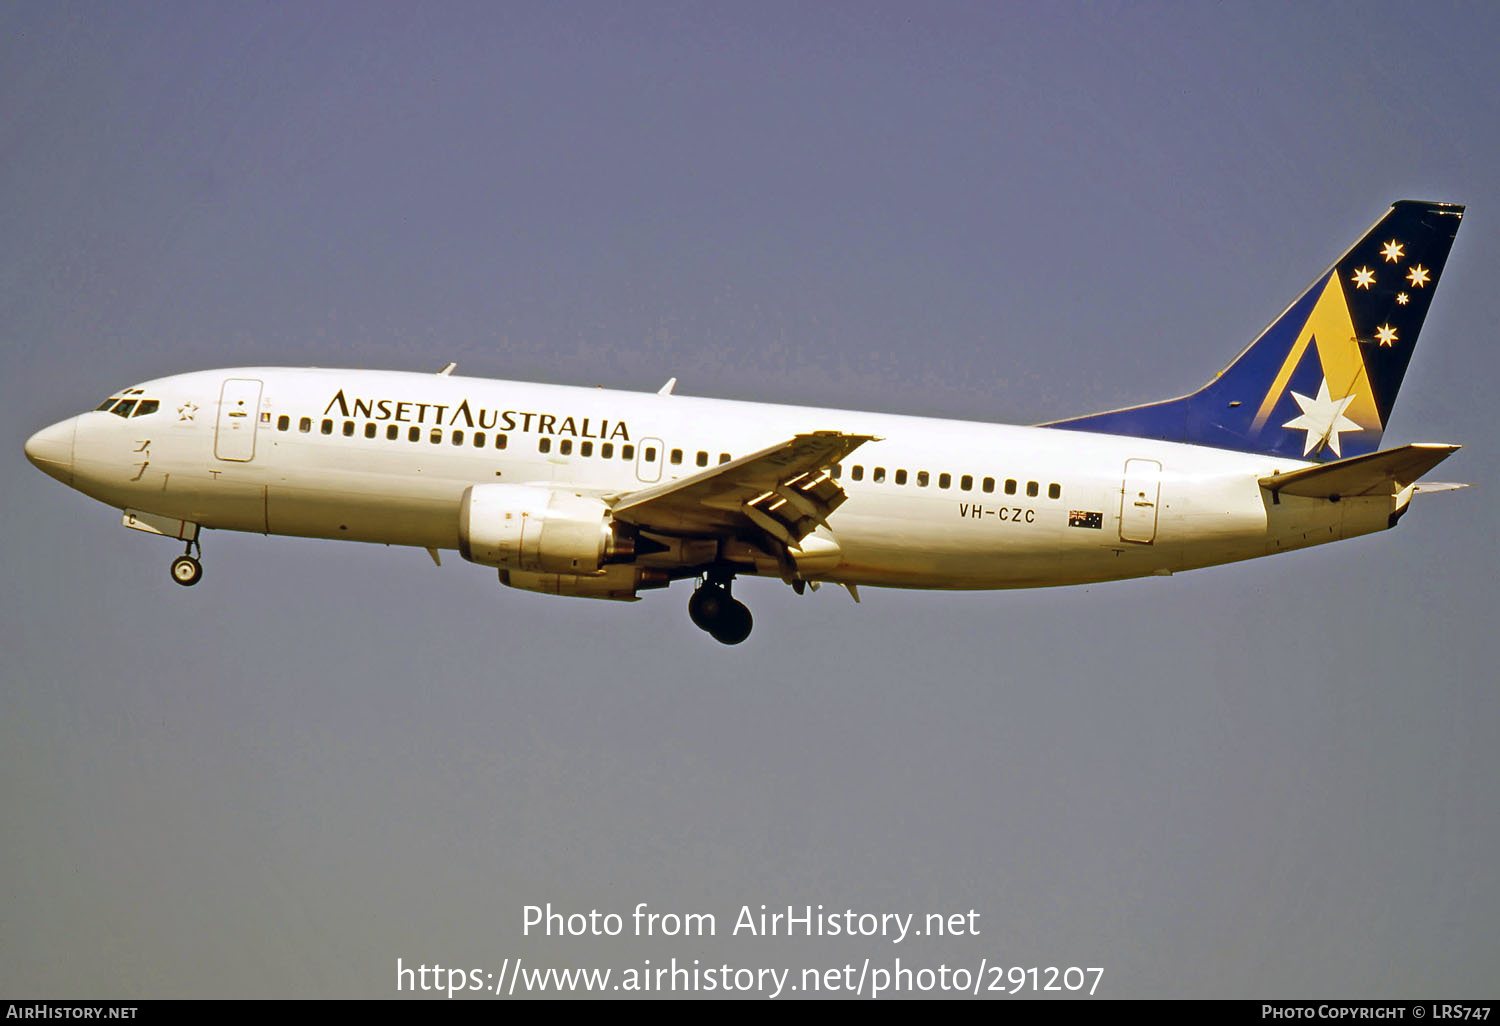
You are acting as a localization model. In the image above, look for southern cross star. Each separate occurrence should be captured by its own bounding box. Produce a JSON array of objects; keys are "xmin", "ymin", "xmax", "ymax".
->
[
  {"xmin": 1374, "ymin": 324, "xmax": 1398, "ymax": 347},
  {"xmin": 1381, "ymin": 240, "xmax": 1404, "ymax": 263},
  {"xmin": 1282, "ymin": 378, "xmax": 1362, "ymax": 457},
  {"xmin": 1407, "ymin": 264, "xmax": 1431, "ymax": 288},
  {"xmin": 1351, "ymin": 266, "xmax": 1376, "ymax": 289}
]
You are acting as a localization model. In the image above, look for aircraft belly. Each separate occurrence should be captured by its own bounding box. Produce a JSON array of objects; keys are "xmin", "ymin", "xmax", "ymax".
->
[
  {"xmin": 825, "ymin": 500, "xmax": 1144, "ymax": 589},
  {"xmin": 266, "ymin": 482, "xmax": 459, "ymax": 547}
]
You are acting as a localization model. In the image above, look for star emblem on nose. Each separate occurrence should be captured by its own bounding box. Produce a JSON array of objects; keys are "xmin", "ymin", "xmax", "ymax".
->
[{"xmin": 178, "ymin": 402, "xmax": 198, "ymax": 421}]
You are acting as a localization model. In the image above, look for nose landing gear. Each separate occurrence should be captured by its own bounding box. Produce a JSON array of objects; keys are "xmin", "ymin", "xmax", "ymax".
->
[
  {"xmin": 169, "ymin": 538, "xmax": 202, "ymax": 586},
  {"xmin": 688, "ymin": 574, "xmax": 753, "ymax": 645}
]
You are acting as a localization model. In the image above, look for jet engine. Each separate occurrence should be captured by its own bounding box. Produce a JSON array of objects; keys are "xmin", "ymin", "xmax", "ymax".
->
[
  {"xmin": 458, "ymin": 484, "xmax": 635, "ymax": 574},
  {"xmin": 500, "ymin": 565, "xmax": 671, "ymax": 602}
]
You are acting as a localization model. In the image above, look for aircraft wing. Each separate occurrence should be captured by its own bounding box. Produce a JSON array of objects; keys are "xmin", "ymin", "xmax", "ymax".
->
[
  {"xmin": 1258, "ymin": 443, "xmax": 1461, "ymax": 498},
  {"xmin": 609, "ymin": 430, "xmax": 876, "ymax": 544}
]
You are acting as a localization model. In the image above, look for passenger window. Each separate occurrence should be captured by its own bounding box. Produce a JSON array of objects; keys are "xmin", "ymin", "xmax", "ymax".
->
[
  {"xmin": 343, "ymin": 421, "xmax": 355, "ymax": 436},
  {"xmin": 670, "ymin": 448, "xmax": 682, "ymax": 465},
  {"xmin": 1048, "ymin": 483, "xmax": 1061, "ymax": 499},
  {"xmin": 719, "ymin": 453, "xmax": 730, "ymax": 464},
  {"xmin": 474, "ymin": 432, "xmax": 486, "ymax": 447},
  {"xmin": 696, "ymin": 451, "xmax": 708, "ymax": 467},
  {"xmin": 387, "ymin": 425, "xmax": 399, "ymax": 440},
  {"xmin": 539, "ymin": 437, "xmax": 551, "ymax": 453},
  {"xmin": 851, "ymin": 465, "xmax": 864, "ymax": 481},
  {"xmin": 559, "ymin": 439, "xmax": 572, "ymax": 455},
  {"xmin": 873, "ymin": 467, "xmax": 886, "ymax": 483},
  {"xmin": 277, "ymin": 415, "xmax": 290, "ymax": 431},
  {"xmin": 939, "ymin": 473, "xmax": 951, "ymax": 489},
  {"xmin": 321, "ymin": 419, "xmax": 333, "ymax": 435},
  {"xmin": 1005, "ymin": 479, "xmax": 1017, "ymax": 495},
  {"xmin": 831, "ymin": 463, "xmax": 842, "ymax": 478},
  {"xmin": 917, "ymin": 471, "xmax": 929, "ymax": 487},
  {"xmin": 364, "ymin": 422, "xmax": 376, "ymax": 438},
  {"xmin": 623, "ymin": 444, "xmax": 635, "ymax": 459},
  {"xmin": 644, "ymin": 447, "xmax": 656, "ymax": 461},
  {"xmin": 452, "ymin": 430, "xmax": 465, "ymax": 445},
  {"xmin": 409, "ymin": 426, "xmax": 421, "ymax": 442},
  {"xmin": 496, "ymin": 434, "xmax": 507, "ymax": 450},
  {"xmin": 895, "ymin": 469, "xmax": 908, "ymax": 485},
  {"xmin": 601, "ymin": 442, "xmax": 613, "ymax": 458},
  {"xmin": 112, "ymin": 400, "xmax": 138, "ymax": 418},
  {"xmin": 581, "ymin": 441, "xmax": 592, "ymax": 457},
  {"xmin": 134, "ymin": 400, "xmax": 159, "ymax": 417},
  {"xmin": 430, "ymin": 428, "xmax": 442, "ymax": 444},
  {"xmin": 982, "ymin": 477, "xmax": 994, "ymax": 493},
  {"xmin": 1027, "ymin": 481, "xmax": 1039, "ymax": 497},
  {"xmin": 960, "ymin": 475, "xmax": 973, "ymax": 491}
]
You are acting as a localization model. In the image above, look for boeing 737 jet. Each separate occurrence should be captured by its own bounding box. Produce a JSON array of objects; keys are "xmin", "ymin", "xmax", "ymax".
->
[{"xmin": 25, "ymin": 201, "xmax": 1466, "ymax": 643}]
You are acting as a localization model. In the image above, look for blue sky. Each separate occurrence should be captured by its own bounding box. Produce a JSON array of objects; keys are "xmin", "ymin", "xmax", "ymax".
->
[{"xmin": 3, "ymin": 1, "xmax": 1496, "ymax": 998}]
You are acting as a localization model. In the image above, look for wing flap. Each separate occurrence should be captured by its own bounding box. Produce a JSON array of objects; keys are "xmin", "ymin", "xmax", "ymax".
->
[
  {"xmin": 1259, "ymin": 443, "xmax": 1461, "ymax": 498},
  {"xmin": 611, "ymin": 430, "xmax": 875, "ymax": 542}
]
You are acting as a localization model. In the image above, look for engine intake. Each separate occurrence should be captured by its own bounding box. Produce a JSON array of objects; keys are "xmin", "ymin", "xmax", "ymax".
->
[{"xmin": 458, "ymin": 484, "xmax": 633, "ymax": 574}]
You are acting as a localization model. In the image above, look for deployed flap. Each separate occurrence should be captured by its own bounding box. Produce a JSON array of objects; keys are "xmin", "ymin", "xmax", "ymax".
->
[
  {"xmin": 1259, "ymin": 443, "xmax": 1460, "ymax": 498},
  {"xmin": 610, "ymin": 431, "xmax": 876, "ymax": 541}
]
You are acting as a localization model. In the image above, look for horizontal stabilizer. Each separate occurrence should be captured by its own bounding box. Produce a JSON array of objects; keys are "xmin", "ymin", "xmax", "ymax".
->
[{"xmin": 1259, "ymin": 443, "xmax": 1460, "ymax": 498}]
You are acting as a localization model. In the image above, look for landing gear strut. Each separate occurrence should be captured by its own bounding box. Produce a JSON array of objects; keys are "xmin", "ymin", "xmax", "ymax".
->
[
  {"xmin": 688, "ymin": 574, "xmax": 753, "ymax": 645},
  {"xmin": 170, "ymin": 537, "xmax": 202, "ymax": 587}
]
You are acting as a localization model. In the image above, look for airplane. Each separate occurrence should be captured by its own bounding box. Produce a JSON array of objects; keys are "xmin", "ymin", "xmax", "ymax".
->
[{"xmin": 24, "ymin": 200, "xmax": 1466, "ymax": 644}]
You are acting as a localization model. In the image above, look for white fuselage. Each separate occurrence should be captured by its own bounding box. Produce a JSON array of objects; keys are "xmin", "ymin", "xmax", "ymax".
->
[{"xmin": 28, "ymin": 367, "xmax": 1396, "ymax": 592}]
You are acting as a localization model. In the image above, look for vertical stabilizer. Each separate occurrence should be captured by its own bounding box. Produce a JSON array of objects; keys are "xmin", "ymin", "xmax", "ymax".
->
[{"xmin": 1048, "ymin": 201, "xmax": 1464, "ymax": 461}]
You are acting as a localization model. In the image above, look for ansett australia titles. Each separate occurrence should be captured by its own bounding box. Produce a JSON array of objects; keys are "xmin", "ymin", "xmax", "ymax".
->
[
  {"xmin": 522, "ymin": 903, "xmax": 981, "ymax": 944},
  {"xmin": 323, "ymin": 389, "xmax": 631, "ymax": 439}
]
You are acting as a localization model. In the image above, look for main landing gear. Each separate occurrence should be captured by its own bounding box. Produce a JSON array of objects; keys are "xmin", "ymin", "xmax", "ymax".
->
[
  {"xmin": 170, "ymin": 538, "xmax": 203, "ymax": 587},
  {"xmin": 688, "ymin": 573, "xmax": 753, "ymax": 645}
]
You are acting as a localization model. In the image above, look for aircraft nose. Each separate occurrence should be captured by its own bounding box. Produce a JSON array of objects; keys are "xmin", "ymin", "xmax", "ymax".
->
[{"xmin": 24, "ymin": 417, "xmax": 77, "ymax": 487}]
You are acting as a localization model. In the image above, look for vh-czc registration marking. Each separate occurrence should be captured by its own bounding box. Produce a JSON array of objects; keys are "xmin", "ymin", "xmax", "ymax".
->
[{"xmin": 957, "ymin": 503, "xmax": 1036, "ymax": 523}]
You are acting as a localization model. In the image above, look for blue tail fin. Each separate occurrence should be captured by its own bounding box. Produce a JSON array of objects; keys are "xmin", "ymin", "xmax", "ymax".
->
[{"xmin": 1047, "ymin": 201, "xmax": 1464, "ymax": 461}]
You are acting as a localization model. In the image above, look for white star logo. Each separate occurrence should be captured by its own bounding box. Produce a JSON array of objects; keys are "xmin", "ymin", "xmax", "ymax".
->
[
  {"xmin": 1381, "ymin": 240, "xmax": 1404, "ymax": 263},
  {"xmin": 1351, "ymin": 266, "xmax": 1376, "ymax": 289},
  {"xmin": 1396, "ymin": 292, "xmax": 1410, "ymax": 305},
  {"xmin": 1374, "ymin": 324, "xmax": 1398, "ymax": 347},
  {"xmin": 177, "ymin": 402, "xmax": 198, "ymax": 421},
  {"xmin": 1282, "ymin": 378, "xmax": 1362, "ymax": 457},
  {"xmin": 1407, "ymin": 264, "xmax": 1431, "ymax": 288}
]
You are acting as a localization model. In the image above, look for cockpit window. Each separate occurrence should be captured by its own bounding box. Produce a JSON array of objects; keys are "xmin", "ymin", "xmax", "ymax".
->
[{"xmin": 96, "ymin": 395, "xmax": 161, "ymax": 417}]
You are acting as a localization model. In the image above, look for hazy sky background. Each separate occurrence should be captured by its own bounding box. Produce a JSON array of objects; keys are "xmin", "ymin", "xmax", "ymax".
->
[{"xmin": 3, "ymin": 1, "xmax": 1496, "ymax": 999}]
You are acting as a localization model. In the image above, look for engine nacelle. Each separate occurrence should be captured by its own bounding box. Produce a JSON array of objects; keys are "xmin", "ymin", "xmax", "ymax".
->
[
  {"xmin": 458, "ymin": 484, "xmax": 634, "ymax": 574},
  {"xmin": 501, "ymin": 565, "xmax": 672, "ymax": 602}
]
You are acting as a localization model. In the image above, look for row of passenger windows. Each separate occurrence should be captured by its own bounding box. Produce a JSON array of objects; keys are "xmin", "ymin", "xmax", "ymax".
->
[
  {"xmin": 272, "ymin": 416, "xmax": 1056, "ymax": 499},
  {"xmin": 832, "ymin": 463, "xmax": 1062, "ymax": 500},
  {"xmin": 277, "ymin": 415, "xmax": 647, "ymax": 462},
  {"xmin": 553, "ymin": 442, "xmax": 732, "ymax": 466},
  {"xmin": 279, "ymin": 415, "xmax": 526, "ymax": 451}
]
